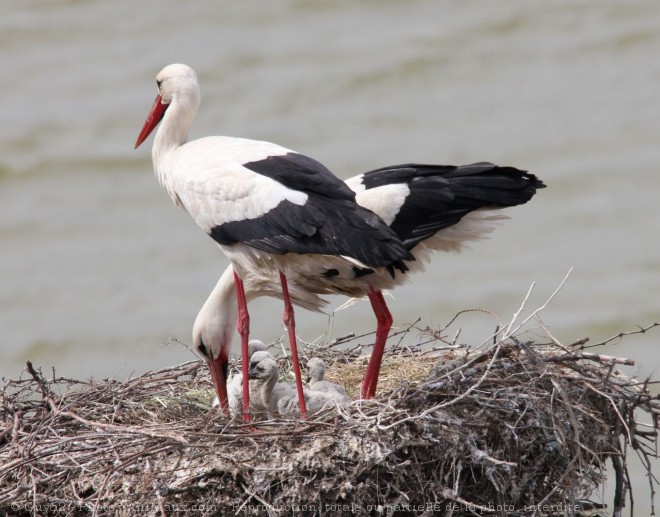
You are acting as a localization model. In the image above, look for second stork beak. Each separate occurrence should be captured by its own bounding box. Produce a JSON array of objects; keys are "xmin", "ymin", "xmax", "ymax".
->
[{"xmin": 208, "ymin": 355, "xmax": 229, "ymax": 414}]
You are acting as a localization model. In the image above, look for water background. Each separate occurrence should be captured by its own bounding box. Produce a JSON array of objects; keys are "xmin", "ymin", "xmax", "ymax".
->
[{"xmin": 2, "ymin": 0, "xmax": 659, "ymax": 510}]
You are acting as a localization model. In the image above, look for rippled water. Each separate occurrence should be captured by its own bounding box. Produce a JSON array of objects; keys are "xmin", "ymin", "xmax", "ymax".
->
[{"xmin": 2, "ymin": 0, "xmax": 660, "ymax": 508}]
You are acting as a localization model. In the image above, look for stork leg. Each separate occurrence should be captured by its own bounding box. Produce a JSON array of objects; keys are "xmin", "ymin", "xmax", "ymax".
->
[
  {"xmin": 233, "ymin": 271, "xmax": 251, "ymax": 423},
  {"xmin": 361, "ymin": 290, "xmax": 393, "ymax": 399},
  {"xmin": 279, "ymin": 271, "xmax": 308, "ymax": 418}
]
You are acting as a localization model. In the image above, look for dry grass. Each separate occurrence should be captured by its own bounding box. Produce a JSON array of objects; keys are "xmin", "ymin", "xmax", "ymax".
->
[{"xmin": 1, "ymin": 318, "xmax": 659, "ymax": 516}]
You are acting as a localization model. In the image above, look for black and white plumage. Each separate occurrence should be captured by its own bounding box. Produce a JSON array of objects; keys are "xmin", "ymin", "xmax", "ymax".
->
[
  {"xmin": 350, "ymin": 163, "xmax": 542, "ymax": 250},
  {"xmin": 135, "ymin": 63, "xmax": 413, "ymax": 421},
  {"xmin": 193, "ymin": 163, "xmax": 545, "ymax": 400}
]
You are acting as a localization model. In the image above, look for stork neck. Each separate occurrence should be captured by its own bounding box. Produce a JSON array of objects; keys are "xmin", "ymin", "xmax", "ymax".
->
[
  {"xmin": 195, "ymin": 266, "xmax": 238, "ymax": 361},
  {"xmin": 211, "ymin": 265, "xmax": 239, "ymax": 330},
  {"xmin": 152, "ymin": 90, "xmax": 199, "ymax": 179},
  {"xmin": 259, "ymin": 370, "xmax": 279, "ymax": 410}
]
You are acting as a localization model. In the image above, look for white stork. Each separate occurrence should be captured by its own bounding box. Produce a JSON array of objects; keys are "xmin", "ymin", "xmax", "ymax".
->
[
  {"xmin": 134, "ymin": 64, "xmax": 413, "ymax": 421},
  {"xmin": 192, "ymin": 163, "xmax": 545, "ymax": 405}
]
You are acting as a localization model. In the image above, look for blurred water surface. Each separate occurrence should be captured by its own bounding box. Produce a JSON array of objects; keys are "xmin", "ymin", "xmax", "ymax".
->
[{"xmin": 1, "ymin": 0, "xmax": 659, "ymax": 508}]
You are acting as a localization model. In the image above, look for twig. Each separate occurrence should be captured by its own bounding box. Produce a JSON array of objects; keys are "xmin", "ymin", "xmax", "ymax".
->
[
  {"xmin": 238, "ymin": 483, "xmax": 277, "ymax": 516},
  {"xmin": 11, "ymin": 411, "xmax": 23, "ymax": 455},
  {"xmin": 544, "ymin": 352, "xmax": 635, "ymax": 366},
  {"xmin": 504, "ymin": 281, "xmax": 536, "ymax": 338},
  {"xmin": 502, "ymin": 267, "xmax": 573, "ymax": 340},
  {"xmin": 156, "ymin": 489, "xmax": 168, "ymax": 517},
  {"xmin": 434, "ymin": 344, "xmax": 502, "ymax": 410},
  {"xmin": 580, "ymin": 322, "xmax": 660, "ymax": 350}
]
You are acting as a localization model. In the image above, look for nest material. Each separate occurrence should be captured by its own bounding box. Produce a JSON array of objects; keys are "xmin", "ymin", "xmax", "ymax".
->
[{"xmin": 1, "ymin": 324, "xmax": 658, "ymax": 516}]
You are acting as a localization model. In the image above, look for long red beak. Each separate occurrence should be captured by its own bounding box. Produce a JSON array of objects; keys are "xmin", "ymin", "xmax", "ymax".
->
[
  {"xmin": 134, "ymin": 94, "xmax": 168, "ymax": 149},
  {"xmin": 208, "ymin": 355, "xmax": 229, "ymax": 415}
]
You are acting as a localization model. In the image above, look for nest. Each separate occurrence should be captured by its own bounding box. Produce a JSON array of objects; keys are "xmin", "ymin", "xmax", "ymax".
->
[{"xmin": 1, "ymin": 320, "xmax": 658, "ymax": 516}]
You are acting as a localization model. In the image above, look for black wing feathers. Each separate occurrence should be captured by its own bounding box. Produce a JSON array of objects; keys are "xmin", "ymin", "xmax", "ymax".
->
[
  {"xmin": 211, "ymin": 198, "xmax": 413, "ymax": 271},
  {"xmin": 242, "ymin": 153, "xmax": 355, "ymax": 201},
  {"xmin": 361, "ymin": 162, "xmax": 544, "ymax": 249},
  {"xmin": 212, "ymin": 152, "xmax": 413, "ymax": 270}
]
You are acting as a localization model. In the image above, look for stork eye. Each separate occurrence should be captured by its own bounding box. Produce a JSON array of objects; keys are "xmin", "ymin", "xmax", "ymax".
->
[
  {"xmin": 197, "ymin": 340, "xmax": 209, "ymax": 359},
  {"xmin": 156, "ymin": 79, "xmax": 162, "ymax": 89}
]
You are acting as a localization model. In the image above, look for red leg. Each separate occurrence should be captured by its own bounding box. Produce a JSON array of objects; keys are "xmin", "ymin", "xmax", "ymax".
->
[
  {"xmin": 361, "ymin": 290, "xmax": 393, "ymax": 399},
  {"xmin": 279, "ymin": 271, "xmax": 308, "ymax": 418},
  {"xmin": 233, "ymin": 271, "xmax": 251, "ymax": 423}
]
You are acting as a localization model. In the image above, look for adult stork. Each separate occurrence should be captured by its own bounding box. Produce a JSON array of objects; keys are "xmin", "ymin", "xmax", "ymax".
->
[
  {"xmin": 192, "ymin": 163, "xmax": 545, "ymax": 405},
  {"xmin": 134, "ymin": 64, "xmax": 413, "ymax": 421}
]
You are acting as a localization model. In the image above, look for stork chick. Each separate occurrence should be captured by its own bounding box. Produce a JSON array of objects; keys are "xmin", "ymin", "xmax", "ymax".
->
[
  {"xmin": 248, "ymin": 352, "xmax": 346, "ymax": 418},
  {"xmin": 306, "ymin": 358, "xmax": 349, "ymax": 401}
]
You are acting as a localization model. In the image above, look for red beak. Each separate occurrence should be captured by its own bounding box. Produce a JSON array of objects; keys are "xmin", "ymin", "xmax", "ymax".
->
[
  {"xmin": 134, "ymin": 94, "xmax": 168, "ymax": 149},
  {"xmin": 208, "ymin": 355, "xmax": 229, "ymax": 415}
]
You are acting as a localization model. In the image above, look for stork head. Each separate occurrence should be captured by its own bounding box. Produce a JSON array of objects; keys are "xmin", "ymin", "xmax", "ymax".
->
[
  {"xmin": 192, "ymin": 305, "xmax": 232, "ymax": 415},
  {"xmin": 306, "ymin": 357, "xmax": 326, "ymax": 383},
  {"xmin": 248, "ymin": 352, "xmax": 279, "ymax": 382},
  {"xmin": 135, "ymin": 63, "xmax": 200, "ymax": 149},
  {"xmin": 190, "ymin": 266, "xmax": 243, "ymax": 415}
]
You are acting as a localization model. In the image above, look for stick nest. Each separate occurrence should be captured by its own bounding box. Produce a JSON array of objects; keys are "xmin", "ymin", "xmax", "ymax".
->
[{"xmin": 1, "ymin": 323, "xmax": 658, "ymax": 516}]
